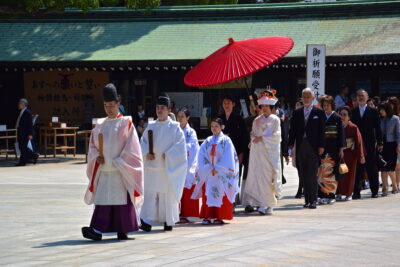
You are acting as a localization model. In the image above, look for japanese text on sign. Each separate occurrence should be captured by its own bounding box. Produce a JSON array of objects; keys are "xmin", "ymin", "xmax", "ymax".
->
[
  {"xmin": 306, "ymin": 44, "xmax": 326, "ymax": 103},
  {"xmin": 24, "ymin": 71, "xmax": 109, "ymax": 125}
]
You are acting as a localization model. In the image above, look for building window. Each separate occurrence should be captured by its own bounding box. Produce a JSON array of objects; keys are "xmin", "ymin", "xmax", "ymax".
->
[{"xmin": 380, "ymin": 80, "xmax": 400, "ymax": 99}]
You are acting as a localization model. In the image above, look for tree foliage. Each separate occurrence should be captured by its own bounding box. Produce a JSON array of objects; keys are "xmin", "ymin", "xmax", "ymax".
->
[
  {"xmin": 0, "ymin": 0, "xmax": 161, "ymax": 15},
  {"xmin": 162, "ymin": 0, "xmax": 238, "ymax": 5},
  {"xmin": 0, "ymin": 0, "xmax": 309, "ymax": 15}
]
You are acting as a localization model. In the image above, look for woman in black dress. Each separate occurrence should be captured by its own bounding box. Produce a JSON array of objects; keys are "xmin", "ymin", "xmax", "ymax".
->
[{"xmin": 377, "ymin": 101, "xmax": 400, "ymax": 196}]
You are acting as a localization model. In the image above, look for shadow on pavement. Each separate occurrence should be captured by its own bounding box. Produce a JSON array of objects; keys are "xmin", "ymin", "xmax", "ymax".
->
[
  {"xmin": 274, "ymin": 203, "xmax": 304, "ymax": 211},
  {"xmin": 33, "ymin": 238, "xmax": 124, "ymax": 248},
  {"xmin": 0, "ymin": 155, "xmax": 86, "ymax": 167}
]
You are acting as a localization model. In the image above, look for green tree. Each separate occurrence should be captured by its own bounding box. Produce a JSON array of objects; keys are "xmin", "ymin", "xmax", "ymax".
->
[
  {"xmin": 161, "ymin": 0, "xmax": 238, "ymax": 5},
  {"xmin": 0, "ymin": 0, "xmax": 161, "ymax": 15}
]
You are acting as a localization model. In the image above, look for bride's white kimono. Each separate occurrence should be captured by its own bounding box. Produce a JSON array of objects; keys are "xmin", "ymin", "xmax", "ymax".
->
[
  {"xmin": 243, "ymin": 114, "xmax": 282, "ymax": 208},
  {"xmin": 140, "ymin": 118, "xmax": 187, "ymax": 226},
  {"xmin": 192, "ymin": 132, "xmax": 239, "ymax": 207}
]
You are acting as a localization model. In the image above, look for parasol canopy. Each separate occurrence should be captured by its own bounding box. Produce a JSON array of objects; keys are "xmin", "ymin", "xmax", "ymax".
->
[{"xmin": 184, "ymin": 36, "xmax": 294, "ymax": 87}]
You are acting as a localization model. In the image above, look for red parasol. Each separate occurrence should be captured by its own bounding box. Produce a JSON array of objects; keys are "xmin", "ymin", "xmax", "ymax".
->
[{"xmin": 184, "ymin": 36, "xmax": 294, "ymax": 87}]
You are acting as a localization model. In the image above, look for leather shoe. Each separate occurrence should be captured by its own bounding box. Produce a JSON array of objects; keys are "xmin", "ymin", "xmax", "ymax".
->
[
  {"xmin": 309, "ymin": 202, "xmax": 317, "ymax": 209},
  {"xmin": 15, "ymin": 162, "xmax": 26, "ymax": 166},
  {"xmin": 295, "ymin": 193, "xmax": 302, "ymax": 199},
  {"xmin": 371, "ymin": 193, "xmax": 378, "ymax": 198},
  {"xmin": 139, "ymin": 219, "xmax": 152, "ymax": 232},
  {"xmin": 164, "ymin": 222, "xmax": 173, "ymax": 231},
  {"xmin": 33, "ymin": 153, "xmax": 39, "ymax": 164},
  {"xmin": 82, "ymin": 227, "xmax": 102, "ymax": 241},
  {"xmin": 303, "ymin": 203, "xmax": 310, "ymax": 208},
  {"xmin": 117, "ymin": 233, "xmax": 129, "ymax": 240},
  {"xmin": 244, "ymin": 205, "xmax": 255, "ymax": 213},
  {"xmin": 352, "ymin": 194, "xmax": 361, "ymax": 200}
]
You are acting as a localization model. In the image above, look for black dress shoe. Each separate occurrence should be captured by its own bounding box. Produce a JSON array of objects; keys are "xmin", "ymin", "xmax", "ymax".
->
[
  {"xmin": 352, "ymin": 194, "xmax": 361, "ymax": 200},
  {"xmin": 244, "ymin": 205, "xmax": 255, "ymax": 213},
  {"xmin": 82, "ymin": 227, "xmax": 102, "ymax": 241},
  {"xmin": 295, "ymin": 193, "xmax": 302, "ymax": 199},
  {"xmin": 309, "ymin": 202, "xmax": 317, "ymax": 209},
  {"xmin": 371, "ymin": 194, "xmax": 378, "ymax": 198},
  {"xmin": 33, "ymin": 153, "xmax": 39, "ymax": 164},
  {"xmin": 303, "ymin": 203, "xmax": 310, "ymax": 208},
  {"xmin": 139, "ymin": 219, "xmax": 152, "ymax": 232},
  {"xmin": 117, "ymin": 233, "xmax": 129, "ymax": 240},
  {"xmin": 164, "ymin": 223, "xmax": 173, "ymax": 231},
  {"xmin": 15, "ymin": 162, "xmax": 26, "ymax": 166}
]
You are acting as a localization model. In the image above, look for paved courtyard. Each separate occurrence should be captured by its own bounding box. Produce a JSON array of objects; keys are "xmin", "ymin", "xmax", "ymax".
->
[{"xmin": 0, "ymin": 155, "xmax": 399, "ymax": 266}]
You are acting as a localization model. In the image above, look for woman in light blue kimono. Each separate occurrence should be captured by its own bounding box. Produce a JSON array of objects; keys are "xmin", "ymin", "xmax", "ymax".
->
[
  {"xmin": 177, "ymin": 108, "xmax": 200, "ymax": 223},
  {"xmin": 192, "ymin": 118, "xmax": 239, "ymax": 224}
]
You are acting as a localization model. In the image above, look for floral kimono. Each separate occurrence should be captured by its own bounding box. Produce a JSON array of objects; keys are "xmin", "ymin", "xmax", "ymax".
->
[{"xmin": 192, "ymin": 132, "xmax": 239, "ymax": 220}]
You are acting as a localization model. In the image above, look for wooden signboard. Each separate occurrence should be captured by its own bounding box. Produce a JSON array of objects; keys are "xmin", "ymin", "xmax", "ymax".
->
[{"xmin": 24, "ymin": 71, "xmax": 109, "ymax": 125}]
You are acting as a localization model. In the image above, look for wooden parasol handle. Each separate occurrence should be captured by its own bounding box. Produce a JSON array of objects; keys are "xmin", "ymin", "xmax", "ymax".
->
[
  {"xmin": 148, "ymin": 130, "xmax": 154, "ymax": 155},
  {"xmin": 98, "ymin": 133, "xmax": 104, "ymax": 158}
]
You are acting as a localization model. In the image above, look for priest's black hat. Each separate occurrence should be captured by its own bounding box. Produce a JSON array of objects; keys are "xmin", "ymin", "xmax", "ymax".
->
[
  {"xmin": 157, "ymin": 93, "xmax": 171, "ymax": 108},
  {"xmin": 103, "ymin": 83, "xmax": 119, "ymax": 102}
]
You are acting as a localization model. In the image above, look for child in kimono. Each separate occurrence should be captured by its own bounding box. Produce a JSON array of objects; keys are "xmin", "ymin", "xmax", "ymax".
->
[{"xmin": 192, "ymin": 118, "xmax": 239, "ymax": 224}]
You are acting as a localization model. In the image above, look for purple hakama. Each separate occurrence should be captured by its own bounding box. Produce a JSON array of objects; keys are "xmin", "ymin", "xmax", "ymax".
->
[{"xmin": 90, "ymin": 194, "xmax": 138, "ymax": 233}]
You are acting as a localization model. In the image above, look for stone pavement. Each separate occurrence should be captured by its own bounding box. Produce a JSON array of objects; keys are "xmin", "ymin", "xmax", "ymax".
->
[{"xmin": 0, "ymin": 155, "xmax": 399, "ymax": 266}]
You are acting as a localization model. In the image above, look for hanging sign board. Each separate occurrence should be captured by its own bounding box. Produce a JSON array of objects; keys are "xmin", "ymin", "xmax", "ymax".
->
[
  {"xmin": 167, "ymin": 92, "xmax": 203, "ymax": 118},
  {"xmin": 306, "ymin": 44, "xmax": 326, "ymax": 104},
  {"xmin": 24, "ymin": 71, "xmax": 109, "ymax": 125}
]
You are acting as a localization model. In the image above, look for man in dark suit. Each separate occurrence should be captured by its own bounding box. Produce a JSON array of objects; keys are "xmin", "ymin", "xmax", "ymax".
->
[
  {"xmin": 289, "ymin": 88, "xmax": 326, "ymax": 209},
  {"xmin": 133, "ymin": 104, "xmax": 146, "ymax": 126},
  {"xmin": 16, "ymin": 98, "xmax": 37, "ymax": 166},
  {"xmin": 351, "ymin": 89, "xmax": 383, "ymax": 198}
]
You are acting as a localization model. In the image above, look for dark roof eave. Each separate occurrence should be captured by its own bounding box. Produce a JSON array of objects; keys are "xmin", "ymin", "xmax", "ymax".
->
[
  {"xmin": 1, "ymin": 54, "xmax": 400, "ymax": 67},
  {"xmin": 3, "ymin": 0, "xmax": 400, "ymax": 23}
]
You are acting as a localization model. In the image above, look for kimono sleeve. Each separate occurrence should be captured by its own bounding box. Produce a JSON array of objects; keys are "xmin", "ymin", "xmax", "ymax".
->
[
  {"xmin": 262, "ymin": 116, "xmax": 281, "ymax": 149},
  {"xmin": 140, "ymin": 127, "xmax": 150, "ymax": 156},
  {"xmin": 86, "ymin": 129, "xmax": 99, "ymax": 180},
  {"xmin": 214, "ymin": 137, "xmax": 239, "ymax": 176},
  {"xmin": 187, "ymin": 129, "xmax": 200, "ymax": 173},
  {"xmin": 214, "ymin": 137, "xmax": 240, "ymax": 203},
  {"xmin": 164, "ymin": 125, "xmax": 188, "ymax": 201},
  {"xmin": 113, "ymin": 120, "xmax": 144, "ymax": 207},
  {"xmin": 84, "ymin": 128, "xmax": 101, "ymax": 205},
  {"xmin": 191, "ymin": 139, "xmax": 213, "ymax": 200}
]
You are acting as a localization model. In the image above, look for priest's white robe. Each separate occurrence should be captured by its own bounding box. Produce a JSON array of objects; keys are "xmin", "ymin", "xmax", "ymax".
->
[
  {"xmin": 84, "ymin": 116, "xmax": 144, "ymax": 223},
  {"xmin": 182, "ymin": 124, "xmax": 200, "ymax": 189},
  {"xmin": 243, "ymin": 114, "xmax": 282, "ymax": 208},
  {"xmin": 192, "ymin": 132, "xmax": 240, "ymax": 207},
  {"xmin": 140, "ymin": 118, "xmax": 187, "ymax": 226}
]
